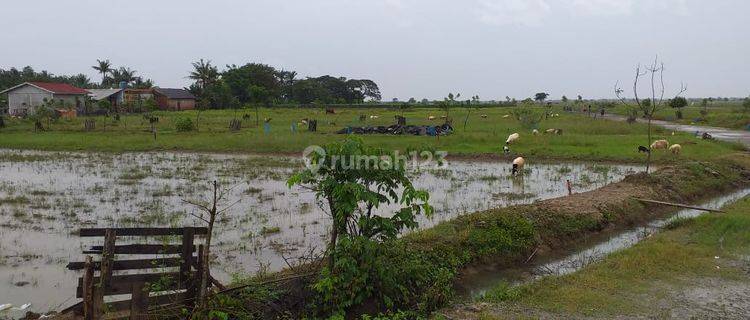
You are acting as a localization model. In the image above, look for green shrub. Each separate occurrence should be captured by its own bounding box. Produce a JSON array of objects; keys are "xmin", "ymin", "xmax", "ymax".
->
[{"xmin": 175, "ymin": 117, "xmax": 194, "ymax": 132}]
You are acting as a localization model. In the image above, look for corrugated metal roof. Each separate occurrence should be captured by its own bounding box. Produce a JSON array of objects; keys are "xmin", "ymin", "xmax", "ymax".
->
[
  {"xmin": 154, "ymin": 88, "xmax": 195, "ymax": 100},
  {"xmin": 87, "ymin": 88, "xmax": 123, "ymax": 100}
]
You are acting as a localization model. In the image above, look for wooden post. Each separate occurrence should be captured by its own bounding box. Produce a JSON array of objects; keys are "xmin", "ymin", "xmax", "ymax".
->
[
  {"xmin": 94, "ymin": 229, "xmax": 116, "ymax": 317},
  {"xmin": 181, "ymin": 227, "xmax": 195, "ymax": 308},
  {"xmin": 82, "ymin": 256, "xmax": 94, "ymax": 320},
  {"xmin": 129, "ymin": 282, "xmax": 149, "ymax": 320},
  {"xmin": 196, "ymin": 245, "xmax": 205, "ymax": 295}
]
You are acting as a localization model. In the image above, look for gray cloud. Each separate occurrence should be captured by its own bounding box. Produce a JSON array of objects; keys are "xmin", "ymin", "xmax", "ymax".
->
[{"xmin": 0, "ymin": 0, "xmax": 746, "ymax": 100}]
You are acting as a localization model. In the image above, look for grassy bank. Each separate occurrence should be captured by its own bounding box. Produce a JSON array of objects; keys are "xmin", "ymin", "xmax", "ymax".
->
[
  {"xmin": 0, "ymin": 107, "xmax": 744, "ymax": 162},
  {"xmin": 610, "ymin": 101, "xmax": 750, "ymax": 130},
  {"xmin": 209, "ymin": 155, "xmax": 750, "ymax": 318},
  {"xmin": 448, "ymin": 193, "xmax": 750, "ymax": 319}
]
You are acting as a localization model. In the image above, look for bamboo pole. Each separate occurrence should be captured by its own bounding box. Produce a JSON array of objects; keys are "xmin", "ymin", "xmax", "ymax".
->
[{"xmin": 631, "ymin": 198, "xmax": 724, "ymax": 213}]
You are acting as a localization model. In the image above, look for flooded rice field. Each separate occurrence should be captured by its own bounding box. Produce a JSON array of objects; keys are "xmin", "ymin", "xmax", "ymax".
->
[{"xmin": 0, "ymin": 149, "xmax": 641, "ymax": 313}]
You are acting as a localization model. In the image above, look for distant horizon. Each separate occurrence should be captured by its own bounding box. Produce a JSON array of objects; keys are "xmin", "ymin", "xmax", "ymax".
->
[{"xmin": 1, "ymin": 0, "xmax": 748, "ymax": 101}]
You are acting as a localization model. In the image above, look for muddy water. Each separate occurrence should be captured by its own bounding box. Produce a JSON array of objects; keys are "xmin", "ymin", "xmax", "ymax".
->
[
  {"xmin": 456, "ymin": 187, "xmax": 750, "ymax": 298},
  {"xmin": 0, "ymin": 150, "xmax": 641, "ymax": 314}
]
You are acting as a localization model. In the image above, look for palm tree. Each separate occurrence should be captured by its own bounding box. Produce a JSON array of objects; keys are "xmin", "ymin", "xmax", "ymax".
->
[
  {"xmin": 188, "ymin": 59, "xmax": 219, "ymax": 89},
  {"xmin": 92, "ymin": 59, "xmax": 112, "ymax": 86},
  {"xmin": 110, "ymin": 67, "xmax": 138, "ymax": 86}
]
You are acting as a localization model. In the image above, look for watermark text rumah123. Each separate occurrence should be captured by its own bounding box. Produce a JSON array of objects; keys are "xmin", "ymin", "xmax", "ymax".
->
[{"xmin": 302, "ymin": 145, "xmax": 448, "ymax": 174}]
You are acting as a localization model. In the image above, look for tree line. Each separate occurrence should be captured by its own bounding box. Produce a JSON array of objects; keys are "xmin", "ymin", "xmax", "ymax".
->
[
  {"xmin": 185, "ymin": 60, "xmax": 382, "ymax": 109},
  {"xmin": 0, "ymin": 63, "xmax": 154, "ymax": 93}
]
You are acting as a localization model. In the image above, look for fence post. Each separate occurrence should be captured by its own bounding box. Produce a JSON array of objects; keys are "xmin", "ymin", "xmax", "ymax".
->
[
  {"xmin": 82, "ymin": 256, "xmax": 94, "ymax": 320},
  {"xmin": 181, "ymin": 227, "xmax": 196, "ymax": 309},
  {"xmin": 94, "ymin": 229, "xmax": 116, "ymax": 317},
  {"xmin": 197, "ymin": 244, "xmax": 205, "ymax": 295},
  {"xmin": 129, "ymin": 282, "xmax": 149, "ymax": 320}
]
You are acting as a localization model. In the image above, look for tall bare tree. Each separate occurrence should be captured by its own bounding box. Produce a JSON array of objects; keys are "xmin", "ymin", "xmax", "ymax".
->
[
  {"xmin": 182, "ymin": 181, "xmax": 239, "ymax": 307},
  {"xmin": 615, "ymin": 56, "xmax": 686, "ymax": 173}
]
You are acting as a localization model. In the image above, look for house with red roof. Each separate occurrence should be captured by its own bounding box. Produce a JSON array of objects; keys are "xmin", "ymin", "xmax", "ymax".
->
[{"xmin": 0, "ymin": 82, "xmax": 89, "ymax": 116}]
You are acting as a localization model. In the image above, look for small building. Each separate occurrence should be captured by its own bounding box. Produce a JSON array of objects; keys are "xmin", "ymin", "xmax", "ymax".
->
[
  {"xmin": 153, "ymin": 88, "xmax": 196, "ymax": 111},
  {"xmin": 87, "ymin": 88, "xmax": 124, "ymax": 107},
  {"xmin": 123, "ymin": 88, "xmax": 154, "ymax": 105},
  {"xmin": 0, "ymin": 82, "xmax": 89, "ymax": 116}
]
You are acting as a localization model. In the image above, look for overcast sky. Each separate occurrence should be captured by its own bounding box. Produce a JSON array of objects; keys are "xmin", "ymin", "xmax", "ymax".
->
[{"xmin": 1, "ymin": 0, "xmax": 747, "ymax": 100}]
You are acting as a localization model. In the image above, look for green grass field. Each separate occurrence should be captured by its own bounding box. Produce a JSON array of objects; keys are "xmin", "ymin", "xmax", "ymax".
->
[
  {"xmin": 610, "ymin": 101, "xmax": 750, "ymax": 130},
  {"xmin": 0, "ymin": 106, "xmax": 745, "ymax": 163},
  {"xmin": 459, "ymin": 195, "xmax": 750, "ymax": 319}
]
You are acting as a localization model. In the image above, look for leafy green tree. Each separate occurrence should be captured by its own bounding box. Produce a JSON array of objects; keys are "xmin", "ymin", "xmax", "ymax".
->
[
  {"xmin": 668, "ymin": 96, "xmax": 688, "ymax": 118},
  {"xmin": 287, "ymin": 138, "xmax": 431, "ymax": 315},
  {"xmin": 534, "ymin": 92, "xmax": 549, "ymax": 104},
  {"xmin": 223, "ymin": 63, "xmax": 282, "ymax": 104},
  {"xmin": 464, "ymin": 95, "xmax": 480, "ymax": 130},
  {"xmin": 247, "ymin": 84, "xmax": 271, "ymax": 125},
  {"xmin": 440, "ymin": 92, "xmax": 460, "ymax": 120}
]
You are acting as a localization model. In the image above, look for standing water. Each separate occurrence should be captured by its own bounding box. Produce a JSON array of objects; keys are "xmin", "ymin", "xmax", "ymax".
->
[
  {"xmin": 457, "ymin": 188, "xmax": 750, "ymax": 298},
  {"xmin": 0, "ymin": 150, "xmax": 641, "ymax": 314}
]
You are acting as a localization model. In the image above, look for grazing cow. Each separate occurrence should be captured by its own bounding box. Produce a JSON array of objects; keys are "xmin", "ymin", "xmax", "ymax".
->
[
  {"xmin": 638, "ymin": 145, "xmax": 650, "ymax": 154},
  {"xmin": 326, "ymin": 108, "xmax": 335, "ymax": 114}
]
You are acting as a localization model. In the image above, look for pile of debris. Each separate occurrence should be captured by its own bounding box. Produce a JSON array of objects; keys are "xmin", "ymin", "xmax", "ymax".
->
[{"xmin": 336, "ymin": 123, "xmax": 453, "ymax": 136}]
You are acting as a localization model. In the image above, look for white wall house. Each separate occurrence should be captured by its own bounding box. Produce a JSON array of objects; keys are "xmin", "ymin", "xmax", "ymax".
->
[{"xmin": 0, "ymin": 82, "xmax": 89, "ymax": 116}]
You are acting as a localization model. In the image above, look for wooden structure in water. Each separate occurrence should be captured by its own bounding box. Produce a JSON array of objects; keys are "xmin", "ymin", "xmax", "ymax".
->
[{"xmin": 60, "ymin": 227, "xmax": 222, "ymax": 319}]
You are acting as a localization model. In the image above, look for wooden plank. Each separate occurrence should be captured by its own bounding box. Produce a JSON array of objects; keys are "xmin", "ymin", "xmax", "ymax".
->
[
  {"xmin": 182, "ymin": 227, "xmax": 196, "ymax": 309},
  {"xmin": 76, "ymin": 274, "xmax": 187, "ymax": 298},
  {"xmin": 129, "ymin": 282, "xmax": 149, "ymax": 320},
  {"xmin": 84, "ymin": 244, "xmax": 193, "ymax": 255},
  {"xmin": 79, "ymin": 227, "xmax": 208, "ymax": 237},
  {"xmin": 82, "ymin": 256, "xmax": 94, "ymax": 320},
  {"xmin": 67, "ymin": 257, "xmax": 185, "ymax": 271},
  {"xmin": 104, "ymin": 292, "xmax": 187, "ymax": 312},
  {"xmin": 79, "ymin": 272, "xmax": 188, "ymax": 288},
  {"xmin": 632, "ymin": 197, "xmax": 725, "ymax": 213}
]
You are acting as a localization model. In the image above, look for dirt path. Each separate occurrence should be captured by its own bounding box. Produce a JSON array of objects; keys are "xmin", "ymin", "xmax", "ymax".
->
[{"xmin": 600, "ymin": 113, "xmax": 750, "ymax": 148}]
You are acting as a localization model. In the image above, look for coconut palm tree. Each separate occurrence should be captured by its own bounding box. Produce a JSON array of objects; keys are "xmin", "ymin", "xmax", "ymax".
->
[
  {"xmin": 92, "ymin": 59, "xmax": 112, "ymax": 86},
  {"xmin": 110, "ymin": 67, "xmax": 138, "ymax": 86},
  {"xmin": 188, "ymin": 59, "xmax": 219, "ymax": 89}
]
